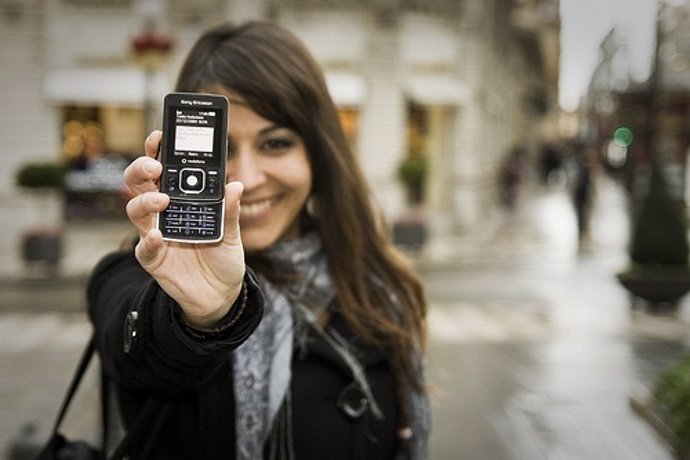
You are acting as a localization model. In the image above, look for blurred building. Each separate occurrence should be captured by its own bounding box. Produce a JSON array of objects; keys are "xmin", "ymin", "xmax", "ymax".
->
[
  {"xmin": 0, "ymin": 0, "xmax": 559, "ymax": 276},
  {"xmin": 583, "ymin": 0, "xmax": 690, "ymax": 195}
]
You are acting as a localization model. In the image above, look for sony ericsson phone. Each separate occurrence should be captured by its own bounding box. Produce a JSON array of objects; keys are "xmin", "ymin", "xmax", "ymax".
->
[{"xmin": 157, "ymin": 92, "xmax": 229, "ymax": 243}]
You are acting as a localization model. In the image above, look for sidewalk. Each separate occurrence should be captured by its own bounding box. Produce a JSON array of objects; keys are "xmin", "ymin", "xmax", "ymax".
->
[
  {"xmin": 0, "ymin": 220, "xmax": 132, "ymax": 312},
  {"xmin": 0, "ymin": 275, "xmax": 87, "ymax": 312},
  {"xmin": 419, "ymin": 177, "xmax": 690, "ymax": 459}
]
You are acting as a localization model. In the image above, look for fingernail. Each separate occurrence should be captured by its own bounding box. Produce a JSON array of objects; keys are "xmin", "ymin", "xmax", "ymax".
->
[{"xmin": 144, "ymin": 161, "xmax": 157, "ymax": 174}]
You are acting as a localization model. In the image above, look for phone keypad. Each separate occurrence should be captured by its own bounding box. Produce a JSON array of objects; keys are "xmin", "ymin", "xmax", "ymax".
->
[{"xmin": 160, "ymin": 201, "xmax": 223, "ymax": 241}]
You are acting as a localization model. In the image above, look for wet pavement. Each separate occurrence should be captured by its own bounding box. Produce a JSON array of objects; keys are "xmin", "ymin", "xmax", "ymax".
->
[
  {"xmin": 1, "ymin": 175, "xmax": 690, "ymax": 459},
  {"xmin": 421, "ymin": 176, "xmax": 690, "ymax": 459}
]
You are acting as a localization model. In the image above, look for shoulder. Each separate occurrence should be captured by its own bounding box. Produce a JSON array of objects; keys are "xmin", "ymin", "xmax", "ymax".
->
[{"xmin": 86, "ymin": 247, "xmax": 147, "ymax": 303}]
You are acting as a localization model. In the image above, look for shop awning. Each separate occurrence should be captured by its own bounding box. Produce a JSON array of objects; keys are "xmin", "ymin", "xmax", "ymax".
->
[
  {"xmin": 46, "ymin": 68, "xmax": 364, "ymax": 108},
  {"xmin": 43, "ymin": 68, "xmax": 168, "ymax": 106},
  {"xmin": 325, "ymin": 72, "xmax": 367, "ymax": 106},
  {"xmin": 46, "ymin": 69, "xmax": 470, "ymax": 107},
  {"xmin": 404, "ymin": 74, "xmax": 472, "ymax": 106}
]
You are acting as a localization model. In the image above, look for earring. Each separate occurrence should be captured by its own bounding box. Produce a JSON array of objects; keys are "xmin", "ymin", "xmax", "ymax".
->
[{"xmin": 305, "ymin": 195, "xmax": 319, "ymax": 218}]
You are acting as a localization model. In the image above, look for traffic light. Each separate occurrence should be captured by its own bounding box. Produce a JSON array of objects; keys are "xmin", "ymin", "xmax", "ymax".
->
[
  {"xmin": 606, "ymin": 126, "xmax": 633, "ymax": 169},
  {"xmin": 613, "ymin": 126, "xmax": 634, "ymax": 147}
]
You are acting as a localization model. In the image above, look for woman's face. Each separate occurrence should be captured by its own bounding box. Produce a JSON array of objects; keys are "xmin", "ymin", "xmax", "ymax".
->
[{"xmin": 215, "ymin": 90, "xmax": 312, "ymax": 252}]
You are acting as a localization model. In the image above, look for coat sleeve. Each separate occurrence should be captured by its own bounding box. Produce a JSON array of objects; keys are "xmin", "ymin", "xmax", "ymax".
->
[{"xmin": 86, "ymin": 248, "xmax": 264, "ymax": 393}]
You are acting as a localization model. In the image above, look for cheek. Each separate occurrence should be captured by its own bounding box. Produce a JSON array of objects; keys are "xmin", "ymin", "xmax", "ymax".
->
[
  {"xmin": 297, "ymin": 162, "xmax": 312, "ymax": 191},
  {"xmin": 278, "ymin": 153, "xmax": 312, "ymax": 201},
  {"xmin": 293, "ymin": 162, "xmax": 313, "ymax": 205}
]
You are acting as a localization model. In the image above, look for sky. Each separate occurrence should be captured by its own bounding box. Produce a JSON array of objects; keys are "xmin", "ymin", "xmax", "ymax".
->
[{"xmin": 559, "ymin": 0, "xmax": 658, "ymax": 111}]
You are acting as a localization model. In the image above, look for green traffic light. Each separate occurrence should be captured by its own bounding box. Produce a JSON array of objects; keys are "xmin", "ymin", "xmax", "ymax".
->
[{"xmin": 613, "ymin": 127, "xmax": 633, "ymax": 147}]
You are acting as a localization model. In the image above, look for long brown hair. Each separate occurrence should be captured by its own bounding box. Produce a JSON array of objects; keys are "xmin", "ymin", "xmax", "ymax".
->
[{"xmin": 175, "ymin": 21, "xmax": 427, "ymax": 393}]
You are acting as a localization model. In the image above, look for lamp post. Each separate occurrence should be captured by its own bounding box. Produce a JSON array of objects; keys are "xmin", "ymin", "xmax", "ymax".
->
[
  {"xmin": 644, "ymin": 0, "xmax": 663, "ymax": 167},
  {"xmin": 131, "ymin": 21, "xmax": 173, "ymax": 135}
]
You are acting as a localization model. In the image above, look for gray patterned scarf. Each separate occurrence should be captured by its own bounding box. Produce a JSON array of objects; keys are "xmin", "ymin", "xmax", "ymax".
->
[{"xmin": 231, "ymin": 232, "xmax": 428, "ymax": 459}]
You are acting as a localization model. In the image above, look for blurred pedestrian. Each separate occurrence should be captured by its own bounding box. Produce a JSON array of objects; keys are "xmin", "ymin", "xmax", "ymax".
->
[
  {"xmin": 498, "ymin": 145, "xmax": 527, "ymax": 209},
  {"xmin": 570, "ymin": 143, "xmax": 597, "ymax": 242},
  {"xmin": 87, "ymin": 20, "xmax": 429, "ymax": 459},
  {"xmin": 539, "ymin": 142, "xmax": 563, "ymax": 186}
]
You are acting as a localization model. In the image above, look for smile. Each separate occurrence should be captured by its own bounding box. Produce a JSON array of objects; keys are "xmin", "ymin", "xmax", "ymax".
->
[{"xmin": 240, "ymin": 197, "xmax": 276, "ymax": 218}]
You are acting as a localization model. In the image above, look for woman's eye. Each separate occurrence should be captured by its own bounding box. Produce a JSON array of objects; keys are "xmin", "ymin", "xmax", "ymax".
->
[{"xmin": 262, "ymin": 138, "xmax": 293, "ymax": 152}]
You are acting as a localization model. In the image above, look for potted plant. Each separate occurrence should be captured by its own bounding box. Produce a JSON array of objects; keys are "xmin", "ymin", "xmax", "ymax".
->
[
  {"xmin": 616, "ymin": 158, "xmax": 690, "ymax": 308},
  {"xmin": 15, "ymin": 160, "xmax": 66, "ymax": 273},
  {"xmin": 392, "ymin": 152, "xmax": 429, "ymax": 250},
  {"xmin": 397, "ymin": 152, "xmax": 428, "ymax": 206},
  {"xmin": 655, "ymin": 353, "xmax": 690, "ymax": 458},
  {"xmin": 631, "ymin": 352, "xmax": 690, "ymax": 459}
]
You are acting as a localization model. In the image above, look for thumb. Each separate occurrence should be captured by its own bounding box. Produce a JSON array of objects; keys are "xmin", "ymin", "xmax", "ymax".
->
[{"xmin": 223, "ymin": 181, "xmax": 244, "ymax": 244}]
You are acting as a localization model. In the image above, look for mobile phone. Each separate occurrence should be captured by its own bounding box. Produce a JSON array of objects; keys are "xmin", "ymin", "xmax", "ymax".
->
[{"xmin": 157, "ymin": 92, "xmax": 229, "ymax": 243}]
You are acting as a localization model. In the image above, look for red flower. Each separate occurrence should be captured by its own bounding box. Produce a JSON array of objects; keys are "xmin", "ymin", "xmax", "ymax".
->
[{"xmin": 131, "ymin": 30, "xmax": 173, "ymax": 54}]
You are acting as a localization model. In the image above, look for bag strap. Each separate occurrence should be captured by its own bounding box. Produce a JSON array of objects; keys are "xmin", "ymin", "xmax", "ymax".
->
[
  {"xmin": 48, "ymin": 334, "xmax": 98, "ymax": 436},
  {"xmin": 45, "ymin": 332, "xmax": 166, "ymax": 460},
  {"xmin": 100, "ymin": 363, "xmax": 111, "ymax": 451}
]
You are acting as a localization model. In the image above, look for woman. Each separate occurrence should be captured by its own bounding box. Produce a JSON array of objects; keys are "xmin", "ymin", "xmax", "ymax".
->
[{"xmin": 88, "ymin": 20, "xmax": 429, "ymax": 459}]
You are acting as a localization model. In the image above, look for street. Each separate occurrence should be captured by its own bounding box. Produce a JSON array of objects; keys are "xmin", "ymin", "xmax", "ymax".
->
[{"xmin": 2, "ymin": 176, "xmax": 690, "ymax": 459}]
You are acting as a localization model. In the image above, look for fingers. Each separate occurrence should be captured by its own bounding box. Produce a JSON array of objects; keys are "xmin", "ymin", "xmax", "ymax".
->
[
  {"xmin": 124, "ymin": 131, "xmax": 163, "ymax": 196},
  {"xmin": 135, "ymin": 227, "xmax": 164, "ymax": 268},
  {"xmin": 145, "ymin": 130, "xmax": 163, "ymax": 158},
  {"xmin": 223, "ymin": 181, "xmax": 244, "ymax": 244},
  {"xmin": 124, "ymin": 155, "xmax": 162, "ymax": 195},
  {"xmin": 126, "ymin": 191, "xmax": 169, "ymax": 235}
]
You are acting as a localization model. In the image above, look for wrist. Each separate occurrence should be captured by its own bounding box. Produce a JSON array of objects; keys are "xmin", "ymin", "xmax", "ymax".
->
[{"xmin": 180, "ymin": 281, "xmax": 246, "ymax": 331}]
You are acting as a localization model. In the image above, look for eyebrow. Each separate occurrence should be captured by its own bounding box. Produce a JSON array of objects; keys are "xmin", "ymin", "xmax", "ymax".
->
[
  {"xmin": 226, "ymin": 124, "xmax": 292, "ymax": 143},
  {"xmin": 229, "ymin": 124, "xmax": 287, "ymax": 136},
  {"xmin": 259, "ymin": 124, "xmax": 288, "ymax": 136}
]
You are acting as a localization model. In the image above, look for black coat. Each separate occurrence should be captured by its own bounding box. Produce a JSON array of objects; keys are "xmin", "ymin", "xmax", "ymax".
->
[{"xmin": 87, "ymin": 249, "xmax": 399, "ymax": 459}]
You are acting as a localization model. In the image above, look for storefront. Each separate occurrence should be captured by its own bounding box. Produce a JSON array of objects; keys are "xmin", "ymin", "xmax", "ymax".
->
[
  {"xmin": 42, "ymin": 66, "xmax": 370, "ymax": 219},
  {"xmin": 43, "ymin": 67, "xmax": 168, "ymax": 219}
]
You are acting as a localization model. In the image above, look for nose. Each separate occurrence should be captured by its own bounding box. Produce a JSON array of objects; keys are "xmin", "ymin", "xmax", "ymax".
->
[{"xmin": 227, "ymin": 147, "xmax": 265, "ymax": 189}]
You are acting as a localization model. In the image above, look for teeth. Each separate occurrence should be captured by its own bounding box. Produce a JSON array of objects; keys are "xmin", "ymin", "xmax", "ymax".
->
[{"xmin": 241, "ymin": 198, "xmax": 273, "ymax": 217}]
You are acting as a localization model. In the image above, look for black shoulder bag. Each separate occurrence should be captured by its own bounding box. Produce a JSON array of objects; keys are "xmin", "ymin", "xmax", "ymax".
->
[{"xmin": 37, "ymin": 334, "xmax": 166, "ymax": 460}]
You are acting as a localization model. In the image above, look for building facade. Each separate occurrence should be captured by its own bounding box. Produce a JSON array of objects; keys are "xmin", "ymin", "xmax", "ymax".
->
[
  {"xmin": 0, "ymin": 0, "xmax": 559, "ymax": 276},
  {"xmin": 583, "ymin": 0, "xmax": 690, "ymax": 196}
]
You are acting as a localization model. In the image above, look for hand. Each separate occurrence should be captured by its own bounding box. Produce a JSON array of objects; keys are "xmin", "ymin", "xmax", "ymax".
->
[{"xmin": 123, "ymin": 130, "xmax": 246, "ymax": 328}]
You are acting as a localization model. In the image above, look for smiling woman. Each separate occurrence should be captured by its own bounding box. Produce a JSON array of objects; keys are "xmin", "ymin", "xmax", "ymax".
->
[{"xmin": 86, "ymin": 20, "xmax": 430, "ymax": 460}]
